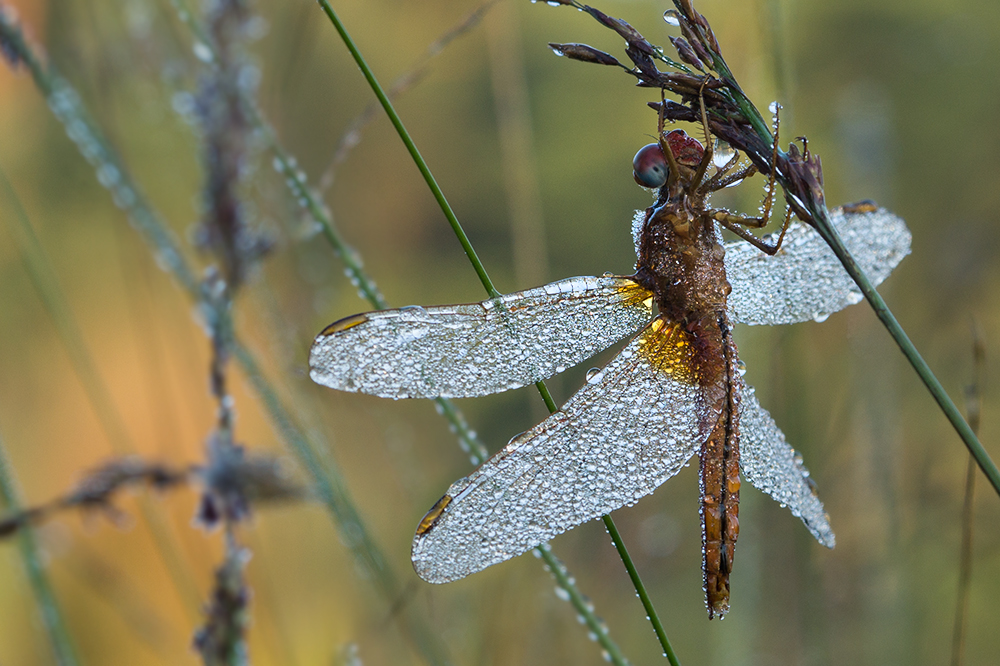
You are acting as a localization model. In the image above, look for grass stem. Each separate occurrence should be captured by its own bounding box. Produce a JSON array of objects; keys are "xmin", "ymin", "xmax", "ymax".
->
[
  {"xmin": 315, "ymin": 4, "xmax": 668, "ymax": 663},
  {"xmin": 603, "ymin": 516, "xmax": 680, "ymax": 666},
  {"xmin": 0, "ymin": 434, "xmax": 80, "ymax": 666},
  {"xmin": 809, "ymin": 210, "xmax": 1000, "ymax": 497},
  {"xmin": 950, "ymin": 325, "xmax": 983, "ymax": 666},
  {"xmin": 0, "ymin": 167, "xmax": 203, "ymax": 619},
  {"xmin": 0, "ymin": 14, "xmax": 451, "ymax": 665},
  {"xmin": 315, "ymin": 0, "xmax": 500, "ymax": 299}
]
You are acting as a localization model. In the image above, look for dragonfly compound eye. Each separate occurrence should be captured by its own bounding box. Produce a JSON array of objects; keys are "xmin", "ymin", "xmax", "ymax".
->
[{"xmin": 633, "ymin": 143, "xmax": 669, "ymax": 189}]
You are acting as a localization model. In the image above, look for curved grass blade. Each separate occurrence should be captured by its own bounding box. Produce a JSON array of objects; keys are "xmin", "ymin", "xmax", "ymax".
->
[
  {"xmin": 548, "ymin": 0, "xmax": 1000, "ymax": 498},
  {"xmin": 671, "ymin": 0, "xmax": 1000, "ymax": 497},
  {"xmin": 314, "ymin": 2, "xmax": 674, "ymax": 662}
]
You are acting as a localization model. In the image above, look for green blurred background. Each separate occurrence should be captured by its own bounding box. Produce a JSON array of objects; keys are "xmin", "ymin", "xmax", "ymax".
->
[{"xmin": 1, "ymin": 0, "xmax": 998, "ymax": 663}]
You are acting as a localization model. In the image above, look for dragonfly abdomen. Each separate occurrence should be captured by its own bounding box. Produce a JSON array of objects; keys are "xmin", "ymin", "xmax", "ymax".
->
[{"xmin": 695, "ymin": 315, "xmax": 741, "ymax": 619}]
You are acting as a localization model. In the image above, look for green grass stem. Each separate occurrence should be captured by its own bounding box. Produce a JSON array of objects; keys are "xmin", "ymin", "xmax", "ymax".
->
[
  {"xmin": 314, "ymin": 0, "xmax": 500, "ymax": 299},
  {"xmin": 678, "ymin": 0, "xmax": 1000, "ymax": 497},
  {"xmin": 0, "ymin": 14, "xmax": 451, "ymax": 665},
  {"xmin": 315, "ymin": 3, "xmax": 674, "ymax": 663},
  {"xmin": 809, "ymin": 208, "xmax": 1000, "ymax": 497},
  {"xmin": 166, "ymin": 0, "xmax": 634, "ymax": 657},
  {"xmin": 0, "ymin": 167, "xmax": 204, "ymax": 619},
  {"xmin": 604, "ymin": 516, "xmax": 680, "ymax": 665},
  {"xmin": 0, "ymin": 434, "xmax": 80, "ymax": 666}
]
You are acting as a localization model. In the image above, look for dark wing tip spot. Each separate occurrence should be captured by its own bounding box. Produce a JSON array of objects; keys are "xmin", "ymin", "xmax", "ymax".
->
[
  {"xmin": 840, "ymin": 199, "xmax": 878, "ymax": 214},
  {"xmin": 320, "ymin": 313, "xmax": 370, "ymax": 336},
  {"xmin": 415, "ymin": 494, "xmax": 453, "ymax": 536}
]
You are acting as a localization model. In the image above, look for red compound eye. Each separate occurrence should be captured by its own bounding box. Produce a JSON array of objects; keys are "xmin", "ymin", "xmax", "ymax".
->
[{"xmin": 633, "ymin": 143, "xmax": 668, "ymax": 188}]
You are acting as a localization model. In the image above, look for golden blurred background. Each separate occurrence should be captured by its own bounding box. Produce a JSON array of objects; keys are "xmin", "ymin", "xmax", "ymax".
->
[{"xmin": 1, "ymin": 0, "xmax": 998, "ymax": 664}]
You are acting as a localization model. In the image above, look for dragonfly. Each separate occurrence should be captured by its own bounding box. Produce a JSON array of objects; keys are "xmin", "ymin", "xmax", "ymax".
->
[{"xmin": 309, "ymin": 125, "xmax": 911, "ymax": 618}]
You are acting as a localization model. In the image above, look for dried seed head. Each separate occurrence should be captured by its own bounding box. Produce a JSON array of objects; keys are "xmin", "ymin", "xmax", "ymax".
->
[
  {"xmin": 196, "ymin": 441, "xmax": 305, "ymax": 529},
  {"xmin": 548, "ymin": 43, "xmax": 622, "ymax": 67},
  {"xmin": 193, "ymin": 547, "xmax": 250, "ymax": 664},
  {"xmin": 669, "ymin": 37, "xmax": 704, "ymax": 72},
  {"xmin": 69, "ymin": 458, "xmax": 189, "ymax": 508},
  {"xmin": 582, "ymin": 6, "xmax": 655, "ymax": 56}
]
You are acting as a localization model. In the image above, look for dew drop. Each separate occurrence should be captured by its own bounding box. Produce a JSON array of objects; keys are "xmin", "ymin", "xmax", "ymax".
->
[
  {"xmin": 192, "ymin": 41, "xmax": 214, "ymax": 63},
  {"xmin": 586, "ymin": 367, "xmax": 601, "ymax": 382},
  {"xmin": 171, "ymin": 91, "xmax": 196, "ymax": 119},
  {"xmin": 663, "ymin": 10, "xmax": 681, "ymax": 26},
  {"xmin": 712, "ymin": 141, "xmax": 737, "ymax": 168}
]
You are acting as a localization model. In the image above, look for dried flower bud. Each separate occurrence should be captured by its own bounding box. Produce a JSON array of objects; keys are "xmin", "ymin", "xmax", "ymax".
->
[
  {"xmin": 196, "ymin": 440, "xmax": 304, "ymax": 529},
  {"xmin": 193, "ymin": 548, "xmax": 250, "ymax": 665},
  {"xmin": 690, "ymin": 36, "xmax": 714, "ymax": 69},
  {"xmin": 785, "ymin": 143, "xmax": 826, "ymax": 218},
  {"xmin": 548, "ymin": 43, "xmax": 622, "ymax": 67},
  {"xmin": 69, "ymin": 458, "xmax": 189, "ymax": 508},
  {"xmin": 675, "ymin": 20, "xmax": 710, "ymax": 68},
  {"xmin": 584, "ymin": 7, "xmax": 654, "ymax": 56},
  {"xmin": 669, "ymin": 37, "xmax": 704, "ymax": 72}
]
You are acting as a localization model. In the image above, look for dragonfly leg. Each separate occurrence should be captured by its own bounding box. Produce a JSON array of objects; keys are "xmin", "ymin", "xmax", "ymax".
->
[
  {"xmin": 700, "ymin": 161, "xmax": 757, "ymax": 195},
  {"xmin": 657, "ymin": 89, "xmax": 682, "ymax": 190},
  {"xmin": 710, "ymin": 206, "xmax": 794, "ymax": 256},
  {"xmin": 722, "ymin": 102, "xmax": 783, "ymax": 227},
  {"xmin": 705, "ymin": 103, "xmax": 795, "ymax": 255},
  {"xmin": 689, "ymin": 81, "xmax": 716, "ymax": 193}
]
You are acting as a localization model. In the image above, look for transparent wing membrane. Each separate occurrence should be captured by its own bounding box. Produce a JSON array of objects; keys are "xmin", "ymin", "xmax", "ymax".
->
[
  {"xmin": 412, "ymin": 317, "xmax": 705, "ymax": 583},
  {"xmin": 738, "ymin": 380, "xmax": 835, "ymax": 547},
  {"xmin": 726, "ymin": 206, "xmax": 911, "ymax": 325},
  {"xmin": 309, "ymin": 276, "xmax": 653, "ymax": 399}
]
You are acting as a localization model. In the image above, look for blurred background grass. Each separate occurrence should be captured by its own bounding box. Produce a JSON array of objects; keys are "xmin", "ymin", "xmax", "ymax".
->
[{"xmin": 1, "ymin": 0, "xmax": 999, "ymax": 664}]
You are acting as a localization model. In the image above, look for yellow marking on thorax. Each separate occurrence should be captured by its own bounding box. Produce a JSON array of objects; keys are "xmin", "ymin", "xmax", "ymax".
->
[
  {"xmin": 638, "ymin": 318, "xmax": 698, "ymax": 384},
  {"xmin": 612, "ymin": 279, "xmax": 656, "ymax": 313}
]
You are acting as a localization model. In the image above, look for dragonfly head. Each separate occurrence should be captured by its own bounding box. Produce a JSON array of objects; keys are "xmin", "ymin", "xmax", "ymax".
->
[
  {"xmin": 663, "ymin": 129, "xmax": 705, "ymax": 168},
  {"xmin": 634, "ymin": 130, "xmax": 706, "ymax": 189},
  {"xmin": 633, "ymin": 142, "xmax": 669, "ymax": 188}
]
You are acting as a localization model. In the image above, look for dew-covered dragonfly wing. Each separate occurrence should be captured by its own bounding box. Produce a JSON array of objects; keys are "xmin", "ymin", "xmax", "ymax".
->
[
  {"xmin": 725, "ymin": 205, "xmax": 911, "ymax": 326},
  {"xmin": 412, "ymin": 316, "xmax": 703, "ymax": 583},
  {"xmin": 309, "ymin": 276, "xmax": 653, "ymax": 399},
  {"xmin": 738, "ymin": 379, "xmax": 835, "ymax": 547}
]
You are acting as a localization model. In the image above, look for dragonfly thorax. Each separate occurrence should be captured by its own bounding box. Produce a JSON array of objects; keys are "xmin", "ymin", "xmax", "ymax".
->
[{"xmin": 635, "ymin": 197, "xmax": 731, "ymax": 327}]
